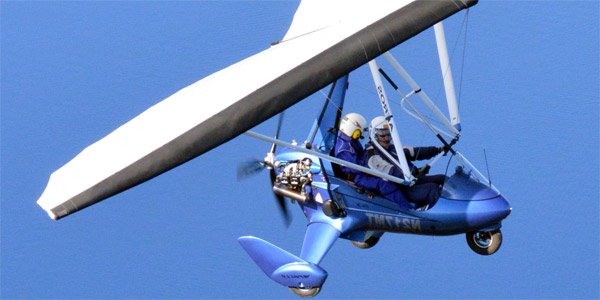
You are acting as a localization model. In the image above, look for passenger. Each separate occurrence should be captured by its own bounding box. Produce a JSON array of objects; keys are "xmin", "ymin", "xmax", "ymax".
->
[
  {"xmin": 335, "ymin": 113, "xmax": 410, "ymax": 210},
  {"xmin": 365, "ymin": 116, "xmax": 447, "ymax": 210}
]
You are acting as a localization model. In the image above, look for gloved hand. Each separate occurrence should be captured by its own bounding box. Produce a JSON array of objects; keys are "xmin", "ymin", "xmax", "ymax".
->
[
  {"xmin": 438, "ymin": 144, "xmax": 451, "ymax": 155},
  {"xmin": 421, "ymin": 165, "xmax": 430, "ymax": 175},
  {"xmin": 415, "ymin": 165, "xmax": 430, "ymax": 179}
]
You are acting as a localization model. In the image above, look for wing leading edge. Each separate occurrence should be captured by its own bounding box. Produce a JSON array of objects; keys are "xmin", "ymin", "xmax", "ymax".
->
[{"xmin": 37, "ymin": 0, "xmax": 477, "ymax": 220}]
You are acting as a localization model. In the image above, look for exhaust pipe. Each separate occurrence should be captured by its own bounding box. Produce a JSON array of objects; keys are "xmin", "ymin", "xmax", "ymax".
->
[{"xmin": 273, "ymin": 185, "xmax": 307, "ymax": 204}]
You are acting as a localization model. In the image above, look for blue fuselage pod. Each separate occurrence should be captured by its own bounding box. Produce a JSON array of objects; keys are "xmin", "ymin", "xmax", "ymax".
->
[
  {"xmin": 272, "ymin": 149, "xmax": 511, "ymax": 239},
  {"xmin": 337, "ymin": 173, "xmax": 511, "ymax": 236},
  {"xmin": 330, "ymin": 173, "xmax": 510, "ymax": 237}
]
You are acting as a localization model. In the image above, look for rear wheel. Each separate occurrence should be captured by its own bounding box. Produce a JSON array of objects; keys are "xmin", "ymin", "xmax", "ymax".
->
[
  {"xmin": 289, "ymin": 287, "xmax": 321, "ymax": 298},
  {"xmin": 466, "ymin": 229, "xmax": 502, "ymax": 255},
  {"xmin": 350, "ymin": 236, "xmax": 380, "ymax": 249}
]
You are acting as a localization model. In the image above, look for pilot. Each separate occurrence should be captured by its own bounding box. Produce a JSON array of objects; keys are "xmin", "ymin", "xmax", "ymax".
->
[
  {"xmin": 365, "ymin": 116, "xmax": 447, "ymax": 210},
  {"xmin": 335, "ymin": 113, "xmax": 409, "ymax": 210}
]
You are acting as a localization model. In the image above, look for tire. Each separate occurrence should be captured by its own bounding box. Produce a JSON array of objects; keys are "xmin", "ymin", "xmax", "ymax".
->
[
  {"xmin": 466, "ymin": 229, "xmax": 502, "ymax": 255},
  {"xmin": 350, "ymin": 236, "xmax": 380, "ymax": 249},
  {"xmin": 289, "ymin": 287, "xmax": 321, "ymax": 298}
]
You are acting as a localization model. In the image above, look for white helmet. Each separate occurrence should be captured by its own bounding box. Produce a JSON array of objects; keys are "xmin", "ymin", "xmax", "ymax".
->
[
  {"xmin": 340, "ymin": 113, "xmax": 367, "ymax": 140},
  {"xmin": 369, "ymin": 116, "xmax": 391, "ymax": 137}
]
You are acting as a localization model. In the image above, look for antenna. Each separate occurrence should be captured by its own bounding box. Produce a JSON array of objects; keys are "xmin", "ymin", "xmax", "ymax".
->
[{"xmin": 483, "ymin": 149, "xmax": 492, "ymax": 187}]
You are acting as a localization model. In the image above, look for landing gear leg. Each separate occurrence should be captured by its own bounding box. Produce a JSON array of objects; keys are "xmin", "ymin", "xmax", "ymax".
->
[{"xmin": 466, "ymin": 229, "xmax": 502, "ymax": 255}]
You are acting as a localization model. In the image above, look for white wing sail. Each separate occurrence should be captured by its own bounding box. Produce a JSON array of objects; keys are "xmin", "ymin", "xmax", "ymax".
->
[{"xmin": 37, "ymin": 0, "xmax": 477, "ymax": 220}]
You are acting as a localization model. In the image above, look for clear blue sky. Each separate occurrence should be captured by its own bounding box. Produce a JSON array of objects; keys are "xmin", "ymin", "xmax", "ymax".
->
[{"xmin": 2, "ymin": 1, "xmax": 598, "ymax": 299}]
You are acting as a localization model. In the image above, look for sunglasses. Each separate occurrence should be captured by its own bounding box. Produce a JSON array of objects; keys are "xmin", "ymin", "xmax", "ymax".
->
[{"xmin": 375, "ymin": 129, "xmax": 391, "ymax": 137}]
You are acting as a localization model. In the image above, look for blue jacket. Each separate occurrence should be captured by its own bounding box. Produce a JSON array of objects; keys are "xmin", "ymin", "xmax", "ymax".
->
[{"xmin": 334, "ymin": 135, "xmax": 380, "ymax": 190}]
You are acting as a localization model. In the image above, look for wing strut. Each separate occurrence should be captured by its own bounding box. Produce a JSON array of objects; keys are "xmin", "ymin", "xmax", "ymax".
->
[
  {"xmin": 368, "ymin": 60, "xmax": 414, "ymax": 183},
  {"xmin": 383, "ymin": 52, "xmax": 459, "ymax": 136},
  {"xmin": 434, "ymin": 22, "xmax": 461, "ymax": 131}
]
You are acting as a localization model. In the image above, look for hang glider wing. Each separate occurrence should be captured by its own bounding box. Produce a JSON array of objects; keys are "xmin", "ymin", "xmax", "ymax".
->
[{"xmin": 37, "ymin": 0, "xmax": 477, "ymax": 220}]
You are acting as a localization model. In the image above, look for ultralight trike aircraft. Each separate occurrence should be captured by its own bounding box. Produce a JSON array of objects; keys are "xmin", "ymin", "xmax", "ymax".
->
[{"xmin": 37, "ymin": 0, "xmax": 511, "ymax": 297}]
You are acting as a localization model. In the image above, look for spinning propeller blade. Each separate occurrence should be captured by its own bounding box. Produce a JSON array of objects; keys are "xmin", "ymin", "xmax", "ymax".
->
[
  {"xmin": 236, "ymin": 160, "xmax": 267, "ymax": 181},
  {"xmin": 270, "ymin": 112, "xmax": 291, "ymax": 227},
  {"xmin": 238, "ymin": 112, "xmax": 291, "ymax": 227},
  {"xmin": 269, "ymin": 112, "xmax": 285, "ymax": 154},
  {"xmin": 270, "ymin": 168, "xmax": 291, "ymax": 227}
]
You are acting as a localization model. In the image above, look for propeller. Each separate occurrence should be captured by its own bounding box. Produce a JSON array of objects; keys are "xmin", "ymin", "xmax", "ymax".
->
[
  {"xmin": 270, "ymin": 167, "xmax": 291, "ymax": 227},
  {"xmin": 270, "ymin": 111, "xmax": 285, "ymax": 154},
  {"xmin": 236, "ymin": 159, "xmax": 269, "ymax": 181},
  {"xmin": 237, "ymin": 112, "xmax": 291, "ymax": 227}
]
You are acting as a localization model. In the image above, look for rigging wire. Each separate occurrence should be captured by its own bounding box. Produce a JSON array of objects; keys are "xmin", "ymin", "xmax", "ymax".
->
[
  {"xmin": 417, "ymin": 11, "xmax": 470, "ymax": 161},
  {"xmin": 408, "ymin": 10, "xmax": 471, "ymax": 164},
  {"xmin": 483, "ymin": 148, "xmax": 492, "ymax": 187},
  {"xmin": 444, "ymin": 151, "xmax": 455, "ymax": 178},
  {"xmin": 434, "ymin": 9, "xmax": 470, "ymax": 105},
  {"xmin": 337, "ymin": 11, "xmax": 473, "ymax": 176},
  {"xmin": 317, "ymin": 88, "xmax": 343, "ymax": 115},
  {"xmin": 457, "ymin": 9, "xmax": 470, "ymax": 109},
  {"xmin": 338, "ymin": 8, "xmax": 472, "ymax": 163}
]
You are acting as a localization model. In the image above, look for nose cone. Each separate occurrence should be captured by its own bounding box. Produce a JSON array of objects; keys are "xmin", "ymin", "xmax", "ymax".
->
[
  {"xmin": 467, "ymin": 195, "xmax": 511, "ymax": 228},
  {"xmin": 491, "ymin": 195, "xmax": 511, "ymax": 220}
]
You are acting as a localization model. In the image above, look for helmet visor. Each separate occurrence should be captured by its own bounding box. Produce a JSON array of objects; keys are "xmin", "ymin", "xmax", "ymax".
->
[{"xmin": 374, "ymin": 123, "xmax": 390, "ymax": 137}]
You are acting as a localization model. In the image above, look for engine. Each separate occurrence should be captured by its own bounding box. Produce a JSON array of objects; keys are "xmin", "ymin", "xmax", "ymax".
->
[{"xmin": 273, "ymin": 158, "xmax": 313, "ymax": 203}]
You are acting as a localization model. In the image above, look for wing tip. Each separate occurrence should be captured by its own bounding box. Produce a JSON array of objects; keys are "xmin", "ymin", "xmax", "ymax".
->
[
  {"xmin": 38, "ymin": 206, "xmax": 59, "ymax": 220},
  {"xmin": 37, "ymin": 197, "xmax": 61, "ymax": 220},
  {"xmin": 46, "ymin": 211, "xmax": 59, "ymax": 220}
]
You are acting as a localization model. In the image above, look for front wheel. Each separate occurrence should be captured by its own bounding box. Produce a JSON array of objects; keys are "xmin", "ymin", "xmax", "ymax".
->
[
  {"xmin": 289, "ymin": 287, "xmax": 321, "ymax": 298},
  {"xmin": 466, "ymin": 229, "xmax": 502, "ymax": 255}
]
